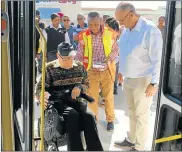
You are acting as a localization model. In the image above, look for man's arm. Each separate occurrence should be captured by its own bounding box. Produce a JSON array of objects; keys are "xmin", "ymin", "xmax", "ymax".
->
[
  {"xmin": 108, "ymin": 42, "xmax": 119, "ymax": 62},
  {"xmin": 35, "ymin": 66, "xmax": 52, "ymax": 98},
  {"xmin": 81, "ymin": 66, "xmax": 89, "ymax": 93},
  {"xmin": 75, "ymin": 40, "xmax": 84, "ymax": 62},
  {"xmin": 74, "ymin": 64, "xmax": 89, "ymax": 93},
  {"xmin": 36, "ymin": 29, "xmax": 40, "ymax": 55},
  {"xmin": 147, "ymin": 27, "xmax": 163, "ymax": 84}
]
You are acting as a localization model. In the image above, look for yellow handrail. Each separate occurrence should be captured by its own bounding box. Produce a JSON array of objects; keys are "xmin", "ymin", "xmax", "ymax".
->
[
  {"xmin": 1, "ymin": 1, "xmax": 15, "ymax": 150},
  {"xmin": 155, "ymin": 134, "xmax": 182, "ymax": 144},
  {"xmin": 35, "ymin": 18, "xmax": 47, "ymax": 151}
]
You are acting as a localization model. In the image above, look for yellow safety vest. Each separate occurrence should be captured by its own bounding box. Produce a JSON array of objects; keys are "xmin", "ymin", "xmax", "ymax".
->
[{"xmin": 79, "ymin": 27, "xmax": 116, "ymax": 71}]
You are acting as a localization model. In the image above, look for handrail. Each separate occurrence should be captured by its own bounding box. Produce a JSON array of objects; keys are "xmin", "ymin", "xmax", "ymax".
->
[
  {"xmin": 1, "ymin": 1, "xmax": 15, "ymax": 150},
  {"xmin": 35, "ymin": 18, "xmax": 47, "ymax": 151}
]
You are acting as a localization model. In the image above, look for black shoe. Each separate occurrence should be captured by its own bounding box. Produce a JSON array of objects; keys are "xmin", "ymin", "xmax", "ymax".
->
[
  {"xmin": 107, "ymin": 122, "xmax": 114, "ymax": 132},
  {"xmin": 114, "ymin": 138, "xmax": 135, "ymax": 147},
  {"xmin": 114, "ymin": 89, "xmax": 118, "ymax": 95},
  {"xmin": 130, "ymin": 147, "xmax": 138, "ymax": 151}
]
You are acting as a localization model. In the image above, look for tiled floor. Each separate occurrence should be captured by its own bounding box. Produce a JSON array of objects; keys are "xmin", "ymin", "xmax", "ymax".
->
[{"xmin": 34, "ymin": 85, "xmax": 158, "ymax": 151}]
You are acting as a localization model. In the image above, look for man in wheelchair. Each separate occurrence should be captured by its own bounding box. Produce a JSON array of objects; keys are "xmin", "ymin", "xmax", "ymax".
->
[{"xmin": 35, "ymin": 42, "xmax": 103, "ymax": 151}]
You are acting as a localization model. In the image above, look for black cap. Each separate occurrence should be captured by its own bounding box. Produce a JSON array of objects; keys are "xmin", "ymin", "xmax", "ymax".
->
[{"xmin": 57, "ymin": 42, "xmax": 76, "ymax": 56}]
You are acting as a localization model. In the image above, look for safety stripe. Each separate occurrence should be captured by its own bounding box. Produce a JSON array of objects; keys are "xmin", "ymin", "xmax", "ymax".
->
[{"xmin": 155, "ymin": 134, "xmax": 182, "ymax": 144}]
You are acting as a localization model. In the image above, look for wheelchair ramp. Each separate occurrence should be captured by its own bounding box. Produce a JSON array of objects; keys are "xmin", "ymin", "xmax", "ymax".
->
[{"xmin": 34, "ymin": 85, "xmax": 157, "ymax": 151}]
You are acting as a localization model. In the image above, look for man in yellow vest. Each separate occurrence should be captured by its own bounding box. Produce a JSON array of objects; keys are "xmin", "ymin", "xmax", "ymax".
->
[{"xmin": 75, "ymin": 12, "xmax": 119, "ymax": 131}]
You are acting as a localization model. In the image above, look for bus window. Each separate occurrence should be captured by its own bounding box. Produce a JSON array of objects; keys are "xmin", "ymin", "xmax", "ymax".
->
[
  {"xmin": 165, "ymin": 1, "xmax": 182, "ymax": 102},
  {"xmin": 152, "ymin": 2, "xmax": 181, "ymax": 151}
]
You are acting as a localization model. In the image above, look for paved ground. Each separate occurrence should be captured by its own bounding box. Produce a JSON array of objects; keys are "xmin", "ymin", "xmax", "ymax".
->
[
  {"xmin": 34, "ymin": 85, "xmax": 158, "ymax": 151},
  {"xmin": 97, "ymin": 86, "xmax": 157, "ymax": 151}
]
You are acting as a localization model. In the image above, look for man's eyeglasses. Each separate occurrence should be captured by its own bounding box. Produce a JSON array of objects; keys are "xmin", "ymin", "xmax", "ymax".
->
[
  {"xmin": 120, "ymin": 11, "xmax": 132, "ymax": 22},
  {"xmin": 77, "ymin": 18, "xmax": 83, "ymax": 21},
  {"xmin": 59, "ymin": 55, "xmax": 73, "ymax": 61},
  {"xmin": 63, "ymin": 19, "xmax": 70, "ymax": 22}
]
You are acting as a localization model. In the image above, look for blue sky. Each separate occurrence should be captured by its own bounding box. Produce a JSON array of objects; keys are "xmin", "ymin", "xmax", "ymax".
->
[{"xmin": 81, "ymin": 1, "xmax": 167, "ymax": 10}]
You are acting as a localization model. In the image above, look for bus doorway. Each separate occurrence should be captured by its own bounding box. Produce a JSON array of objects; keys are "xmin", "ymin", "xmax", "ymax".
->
[{"xmin": 152, "ymin": 1, "xmax": 182, "ymax": 151}]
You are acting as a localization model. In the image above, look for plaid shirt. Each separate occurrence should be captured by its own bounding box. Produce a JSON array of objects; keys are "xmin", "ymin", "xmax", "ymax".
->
[{"xmin": 75, "ymin": 28, "xmax": 119, "ymax": 70}]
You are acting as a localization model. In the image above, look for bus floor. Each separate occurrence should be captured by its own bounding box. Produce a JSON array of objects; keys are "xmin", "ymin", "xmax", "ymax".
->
[{"xmin": 34, "ymin": 85, "xmax": 158, "ymax": 151}]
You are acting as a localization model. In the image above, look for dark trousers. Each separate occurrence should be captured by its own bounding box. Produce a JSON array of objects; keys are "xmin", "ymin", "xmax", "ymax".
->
[
  {"xmin": 114, "ymin": 62, "xmax": 119, "ymax": 91},
  {"xmin": 54, "ymin": 97, "xmax": 103, "ymax": 151}
]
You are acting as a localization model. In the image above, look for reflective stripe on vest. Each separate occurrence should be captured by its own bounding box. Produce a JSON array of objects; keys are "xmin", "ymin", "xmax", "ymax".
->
[{"xmin": 82, "ymin": 27, "xmax": 114, "ymax": 71}]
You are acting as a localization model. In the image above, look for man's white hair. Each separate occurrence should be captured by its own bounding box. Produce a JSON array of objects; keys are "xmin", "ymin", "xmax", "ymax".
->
[{"xmin": 116, "ymin": 2, "xmax": 136, "ymax": 13}]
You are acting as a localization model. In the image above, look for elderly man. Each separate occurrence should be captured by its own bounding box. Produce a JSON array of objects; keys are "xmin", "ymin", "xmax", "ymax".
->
[
  {"xmin": 75, "ymin": 12, "xmax": 119, "ymax": 131},
  {"xmin": 35, "ymin": 42, "xmax": 103, "ymax": 151},
  {"xmin": 115, "ymin": 2, "xmax": 163, "ymax": 151}
]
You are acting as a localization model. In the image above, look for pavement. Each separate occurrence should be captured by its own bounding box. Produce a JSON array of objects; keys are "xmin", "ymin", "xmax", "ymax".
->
[{"xmin": 34, "ymin": 85, "xmax": 158, "ymax": 151}]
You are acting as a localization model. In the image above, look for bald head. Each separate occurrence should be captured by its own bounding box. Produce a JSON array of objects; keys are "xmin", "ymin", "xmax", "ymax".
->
[
  {"xmin": 115, "ymin": 2, "xmax": 139, "ymax": 29},
  {"xmin": 116, "ymin": 2, "xmax": 136, "ymax": 13}
]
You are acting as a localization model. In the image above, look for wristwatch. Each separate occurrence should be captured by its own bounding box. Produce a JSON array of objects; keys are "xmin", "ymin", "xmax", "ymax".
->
[{"xmin": 150, "ymin": 83, "xmax": 158, "ymax": 88}]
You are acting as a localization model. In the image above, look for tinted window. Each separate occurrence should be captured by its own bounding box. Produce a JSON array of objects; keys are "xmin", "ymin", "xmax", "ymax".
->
[{"xmin": 167, "ymin": 1, "xmax": 182, "ymax": 101}]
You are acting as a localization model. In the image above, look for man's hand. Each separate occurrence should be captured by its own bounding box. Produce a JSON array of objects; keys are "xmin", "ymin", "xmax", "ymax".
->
[
  {"xmin": 73, "ymin": 35, "xmax": 78, "ymax": 41},
  {"xmin": 36, "ymin": 53, "xmax": 40, "ymax": 59},
  {"xmin": 71, "ymin": 87, "xmax": 81, "ymax": 100},
  {"xmin": 145, "ymin": 84, "xmax": 158, "ymax": 97},
  {"xmin": 37, "ymin": 92, "xmax": 50, "ymax": 110},
  {"xmin": 118, "ymin": 73, "xmax": 124, "ymax": 84}
]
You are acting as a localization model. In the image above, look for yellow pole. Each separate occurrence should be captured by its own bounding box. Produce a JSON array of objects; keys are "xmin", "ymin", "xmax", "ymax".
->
[
  {"xmin": 35, "ymin": 18, "xmax": 47, "ymax": 151},
  {"xmin": 1, "ymin": 1, "xmax": 15, "ymax": 151}
]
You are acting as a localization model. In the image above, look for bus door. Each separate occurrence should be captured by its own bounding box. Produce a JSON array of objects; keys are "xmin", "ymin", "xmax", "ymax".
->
[
  {"xmin": 1, "ymin": 1, "xmax": 35, "ymax": 150},
  {"xmin": 152, "ymin": 1, "xmax": 182, "ymax": 151}
]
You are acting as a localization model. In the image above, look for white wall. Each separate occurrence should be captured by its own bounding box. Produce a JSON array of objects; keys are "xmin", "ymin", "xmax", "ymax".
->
[
  {"xmin": 81, "ymin": 7, "xmax": 166, "ymax": 25},
  {"xmin": 36, "ymin": 2, "xmax": 166, "ymax": 26},
  {"xmin": 36, "ymin": 1, "xmax": 81, "ymax": 26}
]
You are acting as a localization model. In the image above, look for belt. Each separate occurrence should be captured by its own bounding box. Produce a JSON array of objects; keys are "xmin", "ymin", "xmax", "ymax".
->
[
  {"xmin": 125, "ymin": 75, "xmax": 151, "ymax": 79},
  {"xmin": 90, "ymin": 67, "xmax": 107, "ymax": 72}
]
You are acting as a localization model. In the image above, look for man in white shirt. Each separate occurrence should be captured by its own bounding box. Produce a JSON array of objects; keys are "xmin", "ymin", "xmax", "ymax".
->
[{"xmin": 115, "ymin": 2, "xmax": 163, "ymax": 151}]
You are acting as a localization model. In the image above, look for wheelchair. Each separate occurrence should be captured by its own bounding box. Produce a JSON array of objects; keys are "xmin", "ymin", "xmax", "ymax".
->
[{"xmin": 34, "ymin": 99, "xmax": 93, "ymax": 151}]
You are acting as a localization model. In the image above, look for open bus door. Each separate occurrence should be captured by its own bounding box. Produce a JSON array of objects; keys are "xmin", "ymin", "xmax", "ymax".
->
[
  {"xmin": 1, "ymin": 1, "xmax": 35, "ymax": 150},
  {"xmin": 152, "ymin": 1, "xmax": 182, "ymax": 151}
]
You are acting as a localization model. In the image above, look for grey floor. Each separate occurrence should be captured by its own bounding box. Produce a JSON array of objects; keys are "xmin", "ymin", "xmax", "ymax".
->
[{"xmin": 34, "ymin": 85, "xmax": 158, "ymax": 151}]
